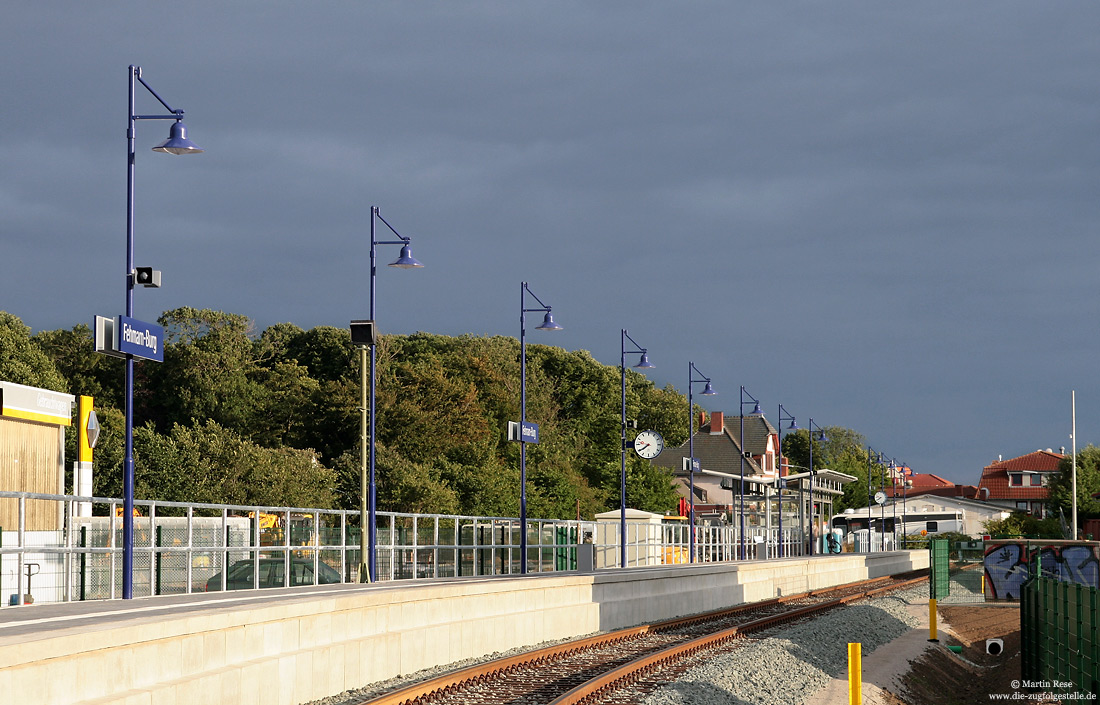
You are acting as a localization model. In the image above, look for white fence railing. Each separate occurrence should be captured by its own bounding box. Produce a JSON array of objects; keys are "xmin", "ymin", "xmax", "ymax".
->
[{"xmin": 0, "ymin": 490, "xmax": 835, "ymax": 605}]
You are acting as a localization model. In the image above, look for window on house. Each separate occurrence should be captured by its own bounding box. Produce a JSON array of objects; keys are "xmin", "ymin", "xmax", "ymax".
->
[
  {"xmin": 1031, "ymin": 502, "xmax": 1043, "ymax": 516},
  {"xmin": 1016, "ymin": 501, "xmax": 1029, "ymax": 511},
  {"xmin": 1010, "ymin": 474, "xmax": 1023, "ymax": 486},
  {"xmin": 1029, "ymin": 474, "xmax": 1043, "ymax": 486}
]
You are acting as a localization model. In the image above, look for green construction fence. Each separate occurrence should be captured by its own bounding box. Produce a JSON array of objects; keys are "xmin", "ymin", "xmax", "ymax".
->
[{"xmin": 1021, "ymin": 574, "xmax": 1099, "ymax": 696}]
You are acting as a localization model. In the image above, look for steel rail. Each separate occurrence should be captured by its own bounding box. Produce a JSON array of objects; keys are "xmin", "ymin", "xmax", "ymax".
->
[
  {"xmin": 358, "ymin": 571, "xmax": 928, "ymax": 705},
  {"xmin": 361, "ymin": 595, "xmax": 791, "ymax": 705},
  {"xmin": 547, "ymin": 573, "xmax": 930, "ymax": 705}
]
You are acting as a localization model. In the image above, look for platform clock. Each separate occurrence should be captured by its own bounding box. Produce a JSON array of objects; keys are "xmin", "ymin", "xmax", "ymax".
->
[{"xmin": 633, "ymin": 430, "xmax": 665, "ymax": 459}]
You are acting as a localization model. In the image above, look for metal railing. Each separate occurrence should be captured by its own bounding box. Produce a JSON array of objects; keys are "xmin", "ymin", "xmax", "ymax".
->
[{"xmin": 1, "ymin": 490, "xmax": 816, "ymax": 604}]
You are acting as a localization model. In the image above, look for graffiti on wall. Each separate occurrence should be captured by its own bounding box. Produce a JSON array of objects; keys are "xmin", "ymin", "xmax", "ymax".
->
[{"xmin": 984, "ymin": 542, "xmax": 1100, "ymax": 600}]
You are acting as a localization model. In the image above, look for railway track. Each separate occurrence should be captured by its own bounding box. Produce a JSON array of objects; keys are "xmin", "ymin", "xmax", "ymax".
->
[{"xmin": 359, "ymin": 570, "xmax": 928, "ymax": 705}]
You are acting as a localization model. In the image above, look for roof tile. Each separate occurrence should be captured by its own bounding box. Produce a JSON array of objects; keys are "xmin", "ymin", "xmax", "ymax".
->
[
  {"xmin": 652, "ymin": 414, "xmax": 777, "ymax": 477},
  {"xmin": 975, "ymin": 450, "xmax": 1062, "ymax": 501}
]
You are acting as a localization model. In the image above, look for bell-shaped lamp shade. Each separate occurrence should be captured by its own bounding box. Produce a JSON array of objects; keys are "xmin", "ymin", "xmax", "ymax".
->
[
  {"xmin": 700, "ymin": 381, "xmax": 716, "ymax": 396},
  {"xmin": 536, "ymin": 311, "xmax": 563, "ymax": 331},
  {"xmin": 152, "ymin": 121, "xmax": 203, "ymax": 155},
  {"xmin": 633, "ymin": 351, "xmax": 655, "ymax": 369},
  {"xmin": 787, "ymin": 418, "xmax": 799, "ymax": 431},
  {"xmin": 388, "ymin": 244, "xmax": 424, "ymax": 269},
  {"xmin": 750, "ymin": 401, "xmax": 762, "ymax": 415},
  {"xmin": 817, "ymin": 430, "xmax": 829, "ymax": 443}
]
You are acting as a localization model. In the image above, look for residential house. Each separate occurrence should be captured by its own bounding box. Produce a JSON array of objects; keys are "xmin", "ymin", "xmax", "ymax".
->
[
  {"xmin": 975, "ymin": 449, "xmax": 1064, "ymax": 517},
  {"xmin": 651, "ymin": 411, "xmax": 777, "ymax": 522},
  {"xmin": 650, "ymin": 411, "xmax": 854, "ymax": 546},
  {"xmin": 905, "ymin": 472, "xmax": 978, "ymax": 500}
]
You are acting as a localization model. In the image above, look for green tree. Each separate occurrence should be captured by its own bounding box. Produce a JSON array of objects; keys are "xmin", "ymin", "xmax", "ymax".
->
[
  {"xmin": 333, "ymin": 443, "xmax": 459, "ymax": 515},
  {"xmin": 133, "ymin": 419, "xmax": 336, "ymax": 508},
  {"xmin": 358, "ymin": 332, "xmax": 687, "ymax": 519},
  {"xmin": 1046, "ymin": 445, "xmax": 1100, "ymax": 521},
  {"xmin": 249, "ymin": 360, "xmax": 321, "ymax": 449},
  {"xmin": 32, "ymin": 324, "xmax": 124, "ymax": 410},
  {"xmin": 275, "ymin": 325, "xmax": 356, "ymax": 383},
  {"xmin": 780, "ymin": 425, "xmax": 872, "ymax": 513},
  {"xmin": 982, "ymin": 512, "xmax": 1063, "ymax": 539},
  {"xmin": 0, "ymin": 311, "xmax": 67, "ymax": 391},
  {"xmin": 2, "ymin": 310, "xmax": 799, "ymax": 521},
  {"xmin": 626, "ymin": 456, "xmax": 680, "ymax": 514},
  {"xmin": 639, "ymin": 383, "xmax": 690, "ymax": 448},
  {"xmin": 378, "ymin": 342, "xmax": 498, "ymax": 468},
  {"xmin": 149, "ymin": 307, "xmax": 267, "ymax": 434},
  {"xmin": 437, "ymin": 455, "xmax": 519, "ymax": 517}
]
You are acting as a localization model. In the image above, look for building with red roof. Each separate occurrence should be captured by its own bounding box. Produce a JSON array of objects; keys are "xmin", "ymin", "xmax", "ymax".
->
[
  {"xmin": 975, "ymin": 449, "xmax": 1064, "ymax": 517},
  {"xmin": 651, "ymin": 411, "xmax": 779, "ymax": 519},
  {"xmin": 651, "ymin": 411, "xmax": 855, "ymax": 548},
  {"xmin": 904, "ymin": 472, "xmax": 978, "ymax": 500}
]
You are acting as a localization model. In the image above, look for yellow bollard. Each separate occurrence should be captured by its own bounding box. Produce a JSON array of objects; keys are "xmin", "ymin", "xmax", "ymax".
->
[
  {"xmin": 928, "ymin": 597, "xmax": 939, "ymax": 642},
  {"xmin": 848, "ymin": 642, "xmax": 862, "ymax": 705},
  {"xmin": 981, "ymin": 574, "xmax": 985, "ymax": 595}
]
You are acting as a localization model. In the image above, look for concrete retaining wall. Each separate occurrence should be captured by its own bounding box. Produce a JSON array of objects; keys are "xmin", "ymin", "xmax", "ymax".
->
[{"xmin": 0, "ymin": 551, "xmax": 928, "ymax": 705}]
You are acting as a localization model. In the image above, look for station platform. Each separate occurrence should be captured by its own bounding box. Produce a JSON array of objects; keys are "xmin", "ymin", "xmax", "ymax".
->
[{"xmin": 0, "ymin": 550, "xmax": 928, "ymax": 705}]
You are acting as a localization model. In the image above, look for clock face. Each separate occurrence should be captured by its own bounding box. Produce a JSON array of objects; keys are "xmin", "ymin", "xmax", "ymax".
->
[{"xmin": 634, "ymin": 430, "xmax": 665, "ymax": 459}]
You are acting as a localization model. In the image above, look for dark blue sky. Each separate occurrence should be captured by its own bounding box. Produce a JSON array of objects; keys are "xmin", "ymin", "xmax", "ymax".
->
[{"xmin": 3, "ymin": 3, "xmax": 1098, "ymax": 485}]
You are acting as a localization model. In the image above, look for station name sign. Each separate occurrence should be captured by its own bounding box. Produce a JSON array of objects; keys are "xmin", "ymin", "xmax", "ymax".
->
[
  {"xmin": 507, "ymin": 420, "xmax": 540, "ymax": 444},
  {"xmin": 117, "ymin": 315, "xmax": 163, "ymax": 361},
  {"xmin": 94, "ymin": 315, "xmax": 165, "ymax": 363}
]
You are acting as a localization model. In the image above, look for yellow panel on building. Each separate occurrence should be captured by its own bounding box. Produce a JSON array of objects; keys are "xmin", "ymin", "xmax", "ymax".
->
[{"xmin": 0, "ymin": 381, "xmax": 74, "ymax": 531}]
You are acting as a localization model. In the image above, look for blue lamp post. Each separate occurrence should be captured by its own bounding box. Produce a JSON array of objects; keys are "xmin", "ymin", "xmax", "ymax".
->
[
  {"xmin": 878, "ymin": 453, "xmax": 890, "ymax": 552},
  {"xmin": 865, "ymin": 446, "xmax": 889, "ymax": 552},
  {"xmin": 122, "ymin": 66, "xmax": 203, "ymax": 599},
  {"xmin": 738, "ymin": 387, "xmax": 762, "ymax": 560},
  {"xmin": 358, "ymin": 206, "xmax": 423, "ymax": 583},
  {"xmin": 899, "ymin": 461, "xmax": 911, "ymax": 548},
  {"xmin": 865, "ymin": 446, "xmax": 877, "ymax": 551},
  {"xmin": 886, "ymin": 456, "xmax": 899, "ymax": 550},
  {"xmin": 519, "ymin": 283, "xmax": 562, "ymax": 573},
  {"xmin": 806, "ymin": 418, "xmax": 828, "ymax": 556},
  {"xmin": 776, "ymin": 405, "xmax": 798, "ymax": 558},
  {"xmin": 620, "ymin": 330, "xmax": 654, "ymax": 569},
  {"xmin": 687, "ymin": 362, "xmax": 716, "ymax": 563}
]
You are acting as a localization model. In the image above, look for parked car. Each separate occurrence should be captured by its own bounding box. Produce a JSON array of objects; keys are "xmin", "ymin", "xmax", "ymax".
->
[{"xmin": 205, "ymin": 558, "xmax": 341, "ymax": 591}]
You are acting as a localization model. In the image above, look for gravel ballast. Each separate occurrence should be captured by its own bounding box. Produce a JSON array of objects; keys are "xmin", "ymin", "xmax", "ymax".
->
[
  {"xmin": 309, "ymin": 581, "xmax": 972, "ymax": 705},
  {"xmin": 642, "ymin": 581, "xmax": 984, "ymax": 705},
  {"xmin": 305, "ymin": 632, "xmax": 603, "ymax": 705}
]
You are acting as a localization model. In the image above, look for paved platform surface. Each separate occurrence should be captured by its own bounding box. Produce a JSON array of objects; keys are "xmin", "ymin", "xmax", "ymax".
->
[
  {"xmin": 1, "ymin": 551, "xmax": 929, "ymax": 705},
  {"xmin": 0, "ymin": 579, "xmax": 424, "ymax": 644}
]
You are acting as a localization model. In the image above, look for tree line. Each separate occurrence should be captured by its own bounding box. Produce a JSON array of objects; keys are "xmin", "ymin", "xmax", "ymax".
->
[
  {"xmin": 2, "ymin": 308, "xmax": 686, "ymax": 519},
  {"xmin": 10, "ymin": 307, "xmax": 1092, "ymax": 525}
]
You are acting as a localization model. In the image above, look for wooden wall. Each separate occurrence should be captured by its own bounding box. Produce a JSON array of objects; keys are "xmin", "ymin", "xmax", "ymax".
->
[{"xmin": 0, "ymin": 416, "xmax": 63, "ymax": 531}]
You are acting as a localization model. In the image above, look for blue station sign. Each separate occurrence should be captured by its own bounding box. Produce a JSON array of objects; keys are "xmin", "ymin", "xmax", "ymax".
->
[
  {"xmin": 508, "ymin": 420, "xmax": 540, "ymax": 444},
  {"xmin": 116, "ymin": 315, "xmax": 164, "ymax": 362}
]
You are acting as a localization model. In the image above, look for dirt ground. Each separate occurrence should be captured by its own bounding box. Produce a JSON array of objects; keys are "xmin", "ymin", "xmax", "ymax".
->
[{"xmin": 889, "ymin": 604, "xmax": 1036, "ymax": 705}]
